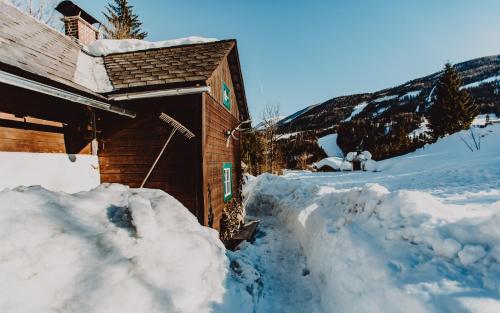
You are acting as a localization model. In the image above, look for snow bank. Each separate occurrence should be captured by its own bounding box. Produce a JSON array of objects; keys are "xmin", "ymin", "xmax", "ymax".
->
[
  {"xmin": 88, "ymin": 36, "xmax": 219, "ymax": 56},
  {"xmin": 318, "ymin": 133, "xmax": 344, "ymax": 157},
  {"xmin": 0, "ymin": 152, "xmax": 100, "ymax": 193},
  {"xmin": 0, "ymin": 184, "xmax": 253, "ymax": 313},
  {"xmin": 244, "ymin": 174, "xmax": 500, "ymax": 313}
]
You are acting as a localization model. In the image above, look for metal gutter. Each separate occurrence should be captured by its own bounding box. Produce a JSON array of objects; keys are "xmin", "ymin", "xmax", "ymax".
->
[
  {"xmin": 0, "ymin": 70, "xmax": 136, "ymax": 118},
  {"xmin": 108, "ymin": 86, "xmax": 211, "ymax": 101}
]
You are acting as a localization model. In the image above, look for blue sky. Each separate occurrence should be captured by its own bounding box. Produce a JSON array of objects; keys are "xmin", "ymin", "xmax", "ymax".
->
[{"xmin": 82, "ymin": 0, "xmax": 500, "ymax": 120}]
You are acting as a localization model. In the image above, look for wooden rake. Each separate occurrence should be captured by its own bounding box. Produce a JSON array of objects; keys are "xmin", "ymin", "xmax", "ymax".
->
[{"xmin": 140, "ymin": 113, "xmax": 195, "ymax": 188}]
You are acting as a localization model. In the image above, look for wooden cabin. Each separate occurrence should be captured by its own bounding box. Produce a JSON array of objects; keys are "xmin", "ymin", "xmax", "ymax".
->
[{"xmin": 0, "ymin": 1, "xmax": 249, "ymax": 231}]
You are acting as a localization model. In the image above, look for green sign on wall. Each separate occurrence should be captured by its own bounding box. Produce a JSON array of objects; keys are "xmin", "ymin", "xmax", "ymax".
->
[{"xmin": 222, "ymin": 81, "xmax": 231, "ymax": 110}]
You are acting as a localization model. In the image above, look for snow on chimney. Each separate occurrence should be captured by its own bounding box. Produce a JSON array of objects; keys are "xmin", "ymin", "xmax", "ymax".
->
[{"xmin": 55, "ymin": 1, "xmax": 100, "ymax": 46}]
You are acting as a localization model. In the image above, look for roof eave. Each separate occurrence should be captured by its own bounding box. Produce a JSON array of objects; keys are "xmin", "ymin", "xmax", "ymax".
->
[
  {"xmin": 0, "ymin": 62, "xmax": 135, "ymax": 118},
  {"xmin": 228, "ymin": 40, "xmax": 250, "ymax": 121}
]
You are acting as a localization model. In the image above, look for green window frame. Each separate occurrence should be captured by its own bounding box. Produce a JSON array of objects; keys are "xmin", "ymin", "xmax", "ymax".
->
[
  {"xmin": 222, "ymin": 81, "xmax": 231, "ymax": 110},
  {"xmin": 222, "ymin": 162, "xmax": 233, "ymax": 202}
]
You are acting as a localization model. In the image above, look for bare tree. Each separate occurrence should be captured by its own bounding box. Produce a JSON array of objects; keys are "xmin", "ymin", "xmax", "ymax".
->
[
  {"xmin": 260, "ymin": 103, "xmax": 282, "ymax": 174},
  {"xmin": 10, "ymin": 0, "xmax": 62, "ymax": 30}
]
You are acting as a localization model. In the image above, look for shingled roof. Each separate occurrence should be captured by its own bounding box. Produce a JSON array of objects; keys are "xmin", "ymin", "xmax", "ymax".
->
[
  {"xmin": 0, "ymin": 1, "xmax": 104, "ymax": 99},
  {"xmin": 103, "ymin": 41, "xmax": 235, "ymax": 90},
  {"xmin": 101, "ymin": 40, "xmax": 249, "ymax": 119}
]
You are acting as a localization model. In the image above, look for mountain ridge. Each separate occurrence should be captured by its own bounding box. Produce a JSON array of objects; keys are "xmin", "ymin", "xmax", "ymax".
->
[{"xmin": 277, "ymin": 54, "xmax": 500, "ymax": 136}]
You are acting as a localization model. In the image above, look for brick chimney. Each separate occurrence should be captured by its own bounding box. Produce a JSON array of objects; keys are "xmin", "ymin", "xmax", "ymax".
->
[{"xmin": 55, "ymin": 1, "xmax": 100, "ymax": 46}]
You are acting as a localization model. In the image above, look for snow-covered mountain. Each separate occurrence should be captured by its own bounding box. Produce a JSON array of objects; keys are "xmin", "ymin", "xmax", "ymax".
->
[{"xmin": 277, "ymin": 54, "xmax": 500, "ymax": 134}]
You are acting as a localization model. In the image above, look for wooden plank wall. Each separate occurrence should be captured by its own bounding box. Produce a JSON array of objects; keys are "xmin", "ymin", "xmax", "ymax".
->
[
  {"xmin": 207, "ymin": 57, "xmax": 240, "ymax": 119},
  {"xmin": 97, "ymin": 95, "xmax": 203, "ymax": 219},
  {"xmin": 0, "ymin": 113, "xmax": 91, "ymax": 154},
  {"xmin": 0, "ymin": 84, "xmax": 93, "ymax": 154},
  {"xmin": 203, "ymin": 56, "xmax": 243, "ymax": 231},
  {"xmin": 203, "ymin": 91, "xmax": 241, "ymax": 231},
  {"xmin": 0, "ymin": 112, "xmax": 66, "ymax": 153}
]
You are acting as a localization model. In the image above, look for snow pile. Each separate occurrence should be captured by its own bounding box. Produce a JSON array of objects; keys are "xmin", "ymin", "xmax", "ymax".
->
[
  {"xmin": 313, "ymin": 157, "xmax": 352, "ymax": 171},
  {"xmin": 73, "ymin": 51, "xmax": 114, "ymax": 92},
  {"xmin": 345, "ymin": 151, "xmax": 357, "ymax": 161},
  {"xmin": 88, "ymin": 36, "xmax": 219, "ymax": 56},
  {"xmin": 0, "ymin": 152, "xmax": 100, "ymax": 193},
  {"xmin": 0, "ymin": 184, "xmax": 252, "ymax": 313},
  {"xmin": 318, "ymin": 133, "xmax": 344, "ymax": 157}
]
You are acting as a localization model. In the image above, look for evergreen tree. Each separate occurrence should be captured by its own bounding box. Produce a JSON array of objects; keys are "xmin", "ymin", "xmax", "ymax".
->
[
  {"xmin": 428, "ymin": 63, "xmax": 478, "ymax": 138},
  {"xmin": 103, "ymin": 0, "xmax": 147, "ymax": 39}
]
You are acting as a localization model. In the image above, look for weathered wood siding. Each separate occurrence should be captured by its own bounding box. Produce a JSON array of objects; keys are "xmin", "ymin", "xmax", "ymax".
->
[
  {"xmin": 97, "ymin": 94, "xmax": 203, "ymax": 220},
  {"xmin": 0, "ymin": 112, "xmax": 66, "ymax": 153},
  {"xmin": 0, "ymin": 85, "xmax": 93, "ymax": 154},
  {"xmin": 203, "ymin": 56, "xmax": 242, "ymax": 230},
  {"xmin": 207, "ymin": 56, "xmax": 240, "ymax": 119},
  {"xmin": 0, "ymin": 113, "xmax": 92, "ymax": 154}
]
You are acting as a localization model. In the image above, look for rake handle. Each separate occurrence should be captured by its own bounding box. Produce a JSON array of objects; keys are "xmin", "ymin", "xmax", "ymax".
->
[{"xmin": 140, "ymin": 128, "xmax": 177, "ymax": 188}]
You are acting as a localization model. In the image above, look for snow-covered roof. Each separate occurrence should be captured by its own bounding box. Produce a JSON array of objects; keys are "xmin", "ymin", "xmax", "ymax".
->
[
  {"xmin": 314, "ymin": 157, "xmax": 353, "ymax": 171},
  {"xmin": 87, "ymin": 36, "xmax": 219, "ymax": 56}
]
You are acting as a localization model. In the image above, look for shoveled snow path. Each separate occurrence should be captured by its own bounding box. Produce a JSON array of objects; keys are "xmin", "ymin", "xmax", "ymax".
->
[{"xmin": 235, "ymin": 214, "xmax": 324, "ymax": 313}]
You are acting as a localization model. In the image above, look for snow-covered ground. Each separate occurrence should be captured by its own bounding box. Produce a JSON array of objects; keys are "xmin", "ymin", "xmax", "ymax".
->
[
  {"xmin": 1, "ymin": 125, "xmax": 499, "ymax": 313},
  {"xmin": 243, "ymin": 123, "xmax": 500, "ymax": 313},
  {"xmin": 229, "ymin": 212, "xmax": 323, "ymax": 313},
  {"xmin": 0, "ymin": 184, "xmax": 254, "ymax": 313}
]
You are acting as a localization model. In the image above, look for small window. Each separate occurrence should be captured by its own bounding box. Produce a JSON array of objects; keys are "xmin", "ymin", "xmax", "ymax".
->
[
  {"xmin": 222, "ymin": 81, "xmax": 231, "ymax": 110},
  {"xmin": 223, "ymin": 163, "xmax": 232, "ymax": 202}
]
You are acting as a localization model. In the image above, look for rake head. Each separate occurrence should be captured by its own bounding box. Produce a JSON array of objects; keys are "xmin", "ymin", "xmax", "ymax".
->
[{"xmin": 159, "ymin": 113, "xmax": 195, "ymax": 139}]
